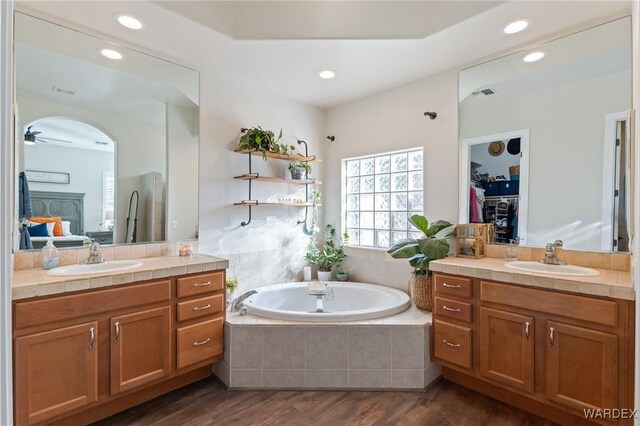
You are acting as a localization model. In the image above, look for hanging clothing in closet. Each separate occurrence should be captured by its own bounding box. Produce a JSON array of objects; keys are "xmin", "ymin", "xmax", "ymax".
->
[{"xmin": 469, "ymin": 186, "xmax": 485, "ymax": 223}]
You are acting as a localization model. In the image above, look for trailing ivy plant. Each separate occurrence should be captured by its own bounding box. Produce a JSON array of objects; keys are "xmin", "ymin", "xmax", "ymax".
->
[
  {"xmin": 387, "ymin": 215, "xmax": 456, "ymax": 276},
  {"xmin": 237, "ymin": 126, "xmax": 296, "ymax": 161}
]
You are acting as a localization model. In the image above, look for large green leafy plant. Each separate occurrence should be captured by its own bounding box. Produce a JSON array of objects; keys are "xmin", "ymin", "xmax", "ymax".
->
[
  {"xmin": 238, "ymin": 126, "xmax": 296, "ymax": 160},
  {"xmin": 387, "ymin": 215, "xmax": 456, "ymax": 276},
  {"xmin": 305, "ymin": 225, "xmax": 349, "ymax": 272}
]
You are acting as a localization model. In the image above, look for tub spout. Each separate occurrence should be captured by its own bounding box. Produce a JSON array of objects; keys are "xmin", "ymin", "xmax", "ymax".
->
[
  {"xmin": 316, "ymin": 296, "xmax": 324, "ymax": 313},
  {"xmin": 230, "ymin": 290, "xmax": 257, "ymax": 312}
]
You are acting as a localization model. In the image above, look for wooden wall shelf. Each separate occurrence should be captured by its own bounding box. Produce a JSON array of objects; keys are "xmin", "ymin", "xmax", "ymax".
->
[
  {"xmin": 235, "ymin": 149, "xmax": 320, "ymax": 163},
  {"xmin": 233, "ymin": 174, "xmax": 321, "ymax": 185},
  {"xmin": 233, "ymin": 201, "xmax": 320, "ymax": 207}
]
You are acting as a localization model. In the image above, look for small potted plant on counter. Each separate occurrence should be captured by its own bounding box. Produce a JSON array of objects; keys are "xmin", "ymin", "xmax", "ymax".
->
[
  {"xmin": 225, "ymin": 276, "xmax": 239, "ymax": 305},
  {"xmin": 289, "ymin": 161, "xmax": 312, "ymax": 180},
  {"xmin": 305, "ymin": 225, "xmax": 349, "ymax": 281},
  {"xmin": 387, "ymin": 215, "xmax": 455, "ymax": 311},
  {"xmin": 237, "ymin": 126, "xmax": 296, "ymax": 161}
]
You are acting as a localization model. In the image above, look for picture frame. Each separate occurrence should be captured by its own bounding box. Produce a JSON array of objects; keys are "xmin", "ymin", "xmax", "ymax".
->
[{"xmin": 25, "ymin": 170, "xmax": 70, "ymax": 184}]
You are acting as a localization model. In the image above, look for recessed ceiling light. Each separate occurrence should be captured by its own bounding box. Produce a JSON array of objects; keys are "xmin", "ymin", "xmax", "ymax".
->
[
  {"xmin": 114, "ymin": 14, "xmax": 145, "ymax": 30},
  {"xmin": 503, "ymin": 19, "xmax": 530, "ymax": 34},
  {"xmin": 100, "ymin": 48, "xmax": 123, "ymax": 60},
  {"xmin": 523, "ymin": 51, "xmax": 545, "ymax": 63},
  {"xmin": 318, "ymin": 70, "xmax": 336, "ymax": 79}
]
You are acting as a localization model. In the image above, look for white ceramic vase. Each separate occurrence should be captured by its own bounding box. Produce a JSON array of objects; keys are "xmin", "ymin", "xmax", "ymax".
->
[{"xmin": 317, "ymin": 270, "xmax": 332, "ymax": 281}]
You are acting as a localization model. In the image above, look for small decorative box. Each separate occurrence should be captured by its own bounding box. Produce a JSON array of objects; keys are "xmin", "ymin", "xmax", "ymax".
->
[{"xmin": 456, "ymin": 224, "xmax": 490, "ymax": 259}]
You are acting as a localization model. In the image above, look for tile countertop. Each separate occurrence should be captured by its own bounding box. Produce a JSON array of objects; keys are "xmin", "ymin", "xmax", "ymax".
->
[
  {"xmin": 430, "ymin": 257, "xmax": 634, "ymax": 301},
  {"xmin": 12, "ymin": 254, "xmax": 229, "ymax": 301}
]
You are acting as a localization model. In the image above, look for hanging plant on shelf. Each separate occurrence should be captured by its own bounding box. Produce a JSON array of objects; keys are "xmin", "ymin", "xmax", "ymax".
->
[{"xmin": 237, "ymin": 126, "xmax": 296, "ymax": 161}]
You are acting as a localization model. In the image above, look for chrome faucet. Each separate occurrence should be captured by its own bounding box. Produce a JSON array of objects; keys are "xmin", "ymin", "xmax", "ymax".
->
[
  {"xmin": 540, "ymin": 240, "xmax": 565, "ymax": 265},
  {"xmin": 81, "ymin": 242, "xmax": 105, "ymax": 265},
  {"xmin": 230, "ymin": 290, "xmax": 257, "ymax": 312}
]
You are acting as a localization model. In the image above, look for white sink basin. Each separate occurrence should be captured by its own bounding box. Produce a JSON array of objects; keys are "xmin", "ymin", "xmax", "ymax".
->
[
  {"xmin": 505, "ymin": 261, "xmax": 600, "ymax": 277},
  {"xmin": 47, "ymin": 260, "xmax": 143, "ymax": 276}
]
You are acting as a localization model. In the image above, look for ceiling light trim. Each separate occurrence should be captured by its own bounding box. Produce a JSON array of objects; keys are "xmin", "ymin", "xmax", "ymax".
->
[
  {"xmin": 503, "ymin": 19, "xmax": 530, "ymax": 34},
  {"xmin": 114, "ymin": 13, "xmax": 146, "ymax": 30}
]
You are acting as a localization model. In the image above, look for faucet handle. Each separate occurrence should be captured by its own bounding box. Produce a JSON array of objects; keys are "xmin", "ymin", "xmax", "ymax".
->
[
  {"xmin": 89, "ymin": 241, "xmax": 100, "ymax": 252},
  {"xmin": 553, "ymin": 240, "xmax": 563, "ymax": 248}
]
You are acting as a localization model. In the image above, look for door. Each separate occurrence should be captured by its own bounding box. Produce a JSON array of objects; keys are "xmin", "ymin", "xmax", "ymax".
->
[
  {"xmin": 14, "ymin": 322, "xmax": 98, "ymax": 425},
  {"xmin": 546, "ymin": 321, "xmax": 618, "ymax": 412},
  {"xmin": 479, "ymin": 307, "xmax": 534, "ymax": 393},
  {"xmin": 110, "ymin": 306, "xmax": 171, "ymax": 394}
]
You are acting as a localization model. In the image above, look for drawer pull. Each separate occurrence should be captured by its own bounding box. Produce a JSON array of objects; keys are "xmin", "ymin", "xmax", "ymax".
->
[
  {"xmin": 193, "ymin": 337, "xmax": 211, "ymax": 347},
  {"xmin": 443, "ymin": 339, "xmax": 461, "ymax": 348},
  {"xmin": 442, "ymin": 305, "xmax": 461, "ymax": 313},
  {"xmin": 193, "ymin": 281, "xmax": 211, "ymax": 288},
  {"xmin": 525, "ymin": 321, "xmax": 530, "ymax": 341},
  {"xmin": 89, "ymin": 327, "xmax": 95, "ymax": 349},
  {"xmin": 193, "ymin": 303, "xmax": 212, "ymax": 312},
  {"xmin": 549, "ymin": 326, "xmax": 555, "ymax": 347},
  {"xmin": 114, "ymin": 321, "xmax": 121, "ymax": 343},
  {"xmin": 442, "ymin": 283, "xmax": 461, "ymax": 289}
]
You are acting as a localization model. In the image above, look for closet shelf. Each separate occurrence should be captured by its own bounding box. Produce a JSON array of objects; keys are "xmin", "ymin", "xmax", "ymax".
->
[
  {"xmin": 485, "ymin": 195, "xmax": 519, "ymax": 200},
  {"xmin": 233, "ymin": 201, "xmax": 321, "ymax": 207},
  {"xmin": 235, "ymin": 149, "xmax": 320, "ymax": 163},
  {"xmin": 233, "ymin": 174, "xmax": 321, "ymax": 185}
]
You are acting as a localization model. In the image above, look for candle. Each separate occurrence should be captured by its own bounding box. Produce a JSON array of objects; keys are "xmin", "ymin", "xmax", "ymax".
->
[{"xmin": 303, "ymin": 266, "xmax": 312, "ymax": 281}]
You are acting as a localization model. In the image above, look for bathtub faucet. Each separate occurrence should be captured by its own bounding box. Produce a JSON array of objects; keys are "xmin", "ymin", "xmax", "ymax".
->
[{"xmin": 230, "ymin": 290, "xmax": 257, "ymax": 312}]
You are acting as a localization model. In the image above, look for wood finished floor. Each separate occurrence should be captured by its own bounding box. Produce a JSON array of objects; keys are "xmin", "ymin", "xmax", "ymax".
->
[{"xmin": 94, "ymin": 377, "xmax": 556, "ymax": 426}]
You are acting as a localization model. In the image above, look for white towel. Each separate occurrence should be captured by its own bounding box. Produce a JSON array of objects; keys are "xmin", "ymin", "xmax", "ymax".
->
[{"xmin": 308, "ymin": 281, "xmax": 325, "ymax": 292}]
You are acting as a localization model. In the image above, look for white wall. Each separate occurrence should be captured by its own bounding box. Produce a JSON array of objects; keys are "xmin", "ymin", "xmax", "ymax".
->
[
  {"xmin": 166, "ymin": 104, "xmax": 198, "ymax": 241},
  {"xmin": 460, "ymin": 71, "xmax": 631, "ymax": 251},
  {"xmin": 15, "ymin": 92, "xmax": 166, "ymax": 243},
  {"xmin": 325, "ymin": 69, "xmax": 460, "ymax": 233},
  {"xmin": 24, "ymin": 144, "xmax": 113, "ymax": 232}
]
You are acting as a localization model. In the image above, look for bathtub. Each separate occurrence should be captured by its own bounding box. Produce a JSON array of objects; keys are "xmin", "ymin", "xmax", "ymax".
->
[{"xmin": 243, "ymin": 281, "xmax": 411, "ymax": 321}]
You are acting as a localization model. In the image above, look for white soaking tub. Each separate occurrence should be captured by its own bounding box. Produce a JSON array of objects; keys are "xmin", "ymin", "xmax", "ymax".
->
[{"xmin": 243, "ymin": 281, "xmax": 411, "ymax": 321}]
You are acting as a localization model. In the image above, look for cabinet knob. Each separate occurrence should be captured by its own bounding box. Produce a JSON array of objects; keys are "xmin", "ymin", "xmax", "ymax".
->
[
  {"xmin": 442, "ymin": 283, "xmax": 461, "ymax": 289},
  {"xmin": 524, "ymin": 321, "xmax": 530, "ymax": 341},
  {"xmin": 193, "ymin": 337, "xmax": 211, "ymax": 347},
  {"xmin": 549, "ymin": 326, "xmax": 555, "ymax": 347},
  {"xmin": 442, "ymin": 305, "xmax": 461, "ymax": 313},
  {"xmin": 193, "ymin": 281, "xmax": 211, "ymax": 288},
  {"xmin": 193, "ymin": 303, "xmax": 212, "ymax": 312},
  {"xmin": 443, "ymin": 339, "xmax": 461, "ymax": 348},
  {"xmin": 114, "ymin": 321, "xmax": 121, "ymax": 343}
]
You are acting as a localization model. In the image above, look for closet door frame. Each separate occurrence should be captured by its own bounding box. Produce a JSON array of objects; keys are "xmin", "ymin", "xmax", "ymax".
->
[{"xmin": 459, "ymin": 129, "xmax": 530, "ymax": 245}]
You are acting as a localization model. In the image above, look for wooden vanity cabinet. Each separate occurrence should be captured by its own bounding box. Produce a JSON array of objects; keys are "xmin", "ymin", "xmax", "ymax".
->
[
  {"xmin": 432, "ymin": 272, "xmax": 634, "ymax": 426},
  {"xmin": 13, "ymin": 270, "xmax": 226, "ymax": 426}
]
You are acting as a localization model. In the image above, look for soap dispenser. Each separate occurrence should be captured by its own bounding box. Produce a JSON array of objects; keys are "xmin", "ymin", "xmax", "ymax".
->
[{"xmin": 42, "ymin": 239, "xmax": 59, "ymax": 270}]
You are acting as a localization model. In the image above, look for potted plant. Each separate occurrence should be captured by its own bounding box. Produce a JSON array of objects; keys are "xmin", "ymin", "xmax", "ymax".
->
[
  {"xmin": 387, "ymin": 215, "xmax": 455, "ymax": 311},
  {"xmin": 238, "ymin": 126, "xmax": 296, "ymax": 161},
  {"xmin": 225, "ymin": 276, "xmax": 239, "ymax": 301},
  {"xmin": 289, "ymin": 161, "xmax": 311, "ymax": 180},
  {"xmin": 305, "ymin": 225, "xmax": 349, "ymax": 281}
]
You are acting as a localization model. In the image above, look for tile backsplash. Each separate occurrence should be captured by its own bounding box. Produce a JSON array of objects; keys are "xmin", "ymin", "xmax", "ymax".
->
[{"xmin": 13, "ymin": 240, "xmax": 199, "ymax": 271}]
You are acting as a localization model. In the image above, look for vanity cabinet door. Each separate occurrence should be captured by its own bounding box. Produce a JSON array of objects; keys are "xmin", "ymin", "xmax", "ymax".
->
[
  {"xmin": 110, "ymin": 306, "xmax": 171, "ymax": 395},
  {"xmin": 479, "ymin": 308, "xmax": 534, "ymax": 393},
  {"xmin": 14, "ymin": 322, "xmax": 98, "ymax": 425},
  {"xmin": 545, "ymin": 321, "xmax": 618, "ymax": 413}
]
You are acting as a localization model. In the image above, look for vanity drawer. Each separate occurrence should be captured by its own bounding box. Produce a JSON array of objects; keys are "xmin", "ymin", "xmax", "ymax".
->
[
  {"xmin": 176, "ymin": 317, "xmax": 223, "ymax": 369},
  {"xmin": 177, "ymin": 272, "xmax": 224, "ymax": 299},
  {"xmin": 480, "ymin": 281, "xmax": 618, "ymax": 327},
  {"xmin": 434, "ymin": 297, "xmax": 472, "ymax": 323},
  {"xmin": 434, "ymin": 319, "xmax": 472, "ymax": 369},
  {"xmin": 434, "ymin": 274, "xmax": 472, "ymax": 299},
  {"xmin": 177, "ymin": 294, "xmax": 224, "ymax": 322}
]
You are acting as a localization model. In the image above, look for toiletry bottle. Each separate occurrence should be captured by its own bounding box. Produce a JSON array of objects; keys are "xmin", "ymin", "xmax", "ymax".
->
[
  {"xmin": 505, "ymin": 239, "xmax": 518, "ymax": 262},
  {"xmin": 42, "ymin": 239, "xmax": 59, "ymax": 270}
]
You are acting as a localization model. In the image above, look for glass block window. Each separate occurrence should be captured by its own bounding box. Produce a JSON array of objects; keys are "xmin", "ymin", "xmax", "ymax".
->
[{"xmin": 344, "ymin": 148, "xmax": 424, "ymax": 248}]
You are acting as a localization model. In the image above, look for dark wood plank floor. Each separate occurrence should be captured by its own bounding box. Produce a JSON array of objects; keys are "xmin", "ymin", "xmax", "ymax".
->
[{"xmin": 94, "ymin": 377, "xmax": 556, "ymax": 426}]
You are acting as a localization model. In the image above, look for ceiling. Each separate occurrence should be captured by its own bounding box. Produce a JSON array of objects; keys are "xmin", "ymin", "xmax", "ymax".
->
[
  {"xmin": 25, "ymin": 117, "xmax": 116, "ymax": 152},
  {"xmin": 15, "ymin": 12, "xmax": 198, "ymax": 126},
  {"xmin": 157, "ymin": 1, "xmax": 503, "ymax": 40},
  {"xmin": 18, "ymin": 1, "xmax": 633, "ymax": 109}
]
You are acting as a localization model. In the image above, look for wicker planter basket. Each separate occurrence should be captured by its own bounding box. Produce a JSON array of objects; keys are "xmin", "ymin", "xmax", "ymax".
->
[{"xmin": 409, "ymin": 273, "xmax": 433, "ymax": 311}]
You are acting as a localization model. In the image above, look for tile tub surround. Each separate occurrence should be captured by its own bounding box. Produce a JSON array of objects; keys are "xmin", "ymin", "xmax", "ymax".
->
[
  {"xmin": 12, "ymin": 253, "xmax": 228, "ymax": 300},
  {"xmin": 430, "ymin": 257, "xmax": 634, "ymax": 300},
  {"xmin": 13, "ymin": 240, "xmax": 200, "ymax": 270},
  {"xmin": 213, "ymin": 306, "xmax": 441, "ymax": 390}
]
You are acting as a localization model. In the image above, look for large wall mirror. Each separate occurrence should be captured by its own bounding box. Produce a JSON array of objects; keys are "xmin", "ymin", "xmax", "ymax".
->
[
  {"xmin": 14, "ymin": 12, "xmax": 199, "ymax": 251},
  {"xmin": 458, "ymin": 17, "xmax": 632, "ymax": 252}
]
